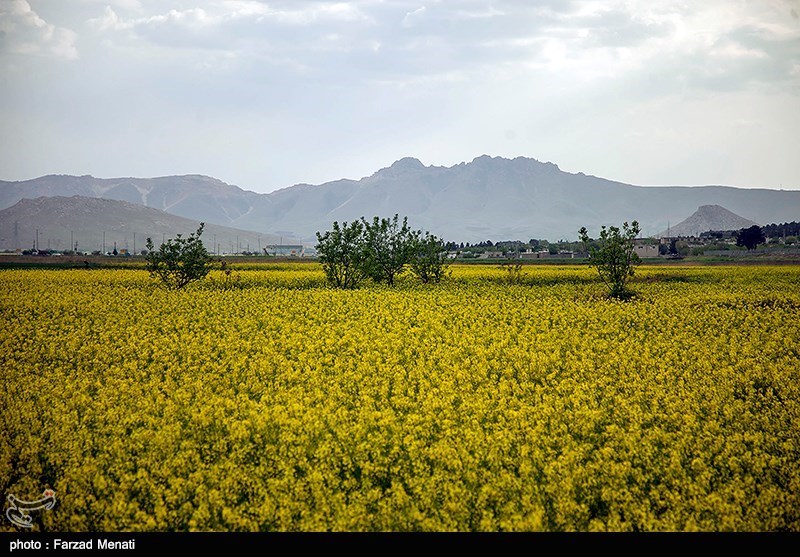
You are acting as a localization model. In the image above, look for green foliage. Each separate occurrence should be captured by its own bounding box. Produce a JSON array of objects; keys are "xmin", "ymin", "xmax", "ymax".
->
[
  {"xmin": 315, "ymin": 220, "xmax": 369, "ymax": 289},
  {"xmin": 736, "ymin": 225, "xmax": 766, "ymax": 250},
  {"xmin": 145, "ymin": 223, "xmax": 212, "ymax": 289},
  {"xmin": 579, "ymin": 221, "xmax": 641, "ymax": 299},
  {"xmin": 317, "ymin": 216, "xmax": 451, "ymax": 287},
  {"xmin": 361, "ymin": 214, "xmax": 416, "ymax": 286},
  {"xmin": 409, "ymin": 231, "xmax": 451, "ymax": 284}
]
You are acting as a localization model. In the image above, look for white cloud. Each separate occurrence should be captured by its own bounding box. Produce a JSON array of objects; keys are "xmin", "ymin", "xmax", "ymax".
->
[
  {"xmin": 0, "ymin": 0, "xmax": 78, "ymax": 59},
  {"xmin": 90, "ymin": 1, "xmax": 371, "ymax": 32},
  {"xmin": 220, "ymin": 0, "xmax": 372, "ymax": 23},
  {"xmin": 454, "ymin": 5, "xmax": 504, "ymax": 19},
  {"xmin": 80, "ymin": 0, "xmax": 143, "ymax": 10},
  {"xmin": 709, "ymin": 38, "xmax": 768, "ymax": 61},
  {"xmin": 402, "ymin": 6, "xmax": 427, "ymax": 27},
  {"xmin": 88, "ymin": 6, "xmax": 128, "ymax": 31},
  {"xmin": 90, "ymin": 6, "xmax": 215, "ymax": 32}
]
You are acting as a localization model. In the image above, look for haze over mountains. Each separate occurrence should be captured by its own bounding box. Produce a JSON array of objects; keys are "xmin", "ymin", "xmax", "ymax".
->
[
  {"xmin": 0, "ymin": 196, "xmax": 288, "ymax": 254},
  {"xmin": 1, "ymin": 155, "xmax": 798, "ymax": 244}
]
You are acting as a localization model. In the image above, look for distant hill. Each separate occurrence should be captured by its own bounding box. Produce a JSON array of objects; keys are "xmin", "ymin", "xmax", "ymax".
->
[
  {"xmin": 2, "ymin": 157, "xmax": 799, "ymax": 242},
  {"xmin": 0, "ymin": 173, "xmax": 281, "ymax": 234},
  {"xmin": 657, "ymin": 205, "xmax": 759, "ymax": 237},
  {"xmin": 0, "ymin": 196, "xmax": 294, "ymax": 253}
]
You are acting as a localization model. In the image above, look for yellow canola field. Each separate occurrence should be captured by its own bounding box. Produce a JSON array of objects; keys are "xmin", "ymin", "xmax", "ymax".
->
[{"xmin": 1, "ymin": 264, "xmax": 799, "ymax": 531}]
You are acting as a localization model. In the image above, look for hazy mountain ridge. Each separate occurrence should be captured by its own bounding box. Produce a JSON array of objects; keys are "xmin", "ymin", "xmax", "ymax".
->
[
  {"xmin": 2, "ymin": 156, "xmax": 799, "ymax": 242},
  {"xmin": 0, "ymin": 174, "xmax": 271, "ymax": 230},
  {"xmin": 0, "ymin": 196, "xmax": 291, "ymax": 253}
]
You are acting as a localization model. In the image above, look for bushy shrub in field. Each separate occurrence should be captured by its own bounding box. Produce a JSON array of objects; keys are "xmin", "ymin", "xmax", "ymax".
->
[{"xmin": 145, "ymin": 223, "xmax": 212, "ymax": 289}]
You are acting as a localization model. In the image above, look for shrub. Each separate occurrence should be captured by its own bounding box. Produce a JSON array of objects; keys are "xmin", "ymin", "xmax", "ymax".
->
[{"xmin": 145, "ymin": 223, "xmax": 212, "ymax": 289}]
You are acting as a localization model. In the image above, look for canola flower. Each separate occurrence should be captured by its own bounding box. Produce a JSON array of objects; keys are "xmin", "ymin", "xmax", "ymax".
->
[{"xmin": 1, "ymin": 264, "xmax": 799, "ymax": 531}]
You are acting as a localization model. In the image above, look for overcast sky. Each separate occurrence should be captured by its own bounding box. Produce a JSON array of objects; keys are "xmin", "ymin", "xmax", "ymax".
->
[{"xmin": 1, "ymin": 0, "xmax": 799, "ymax": 193}]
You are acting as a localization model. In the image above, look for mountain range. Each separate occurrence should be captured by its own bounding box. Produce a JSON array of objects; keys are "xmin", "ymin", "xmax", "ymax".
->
[
  {"xmin": 1, "ymin": 155, "xmax": 798, "ymax": 243},
  {"xmin": 0, "ymin": 196, "xmax": 289, "ymax": 254}
]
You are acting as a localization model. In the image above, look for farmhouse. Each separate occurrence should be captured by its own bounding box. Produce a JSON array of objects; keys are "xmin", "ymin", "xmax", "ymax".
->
[{"xmin": 633, "ymin": 240, "xmax": 659, "ymax": 258}]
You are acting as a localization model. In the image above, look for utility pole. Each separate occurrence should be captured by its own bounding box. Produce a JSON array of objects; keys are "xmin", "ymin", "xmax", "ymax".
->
[
  {"xmin": 36, "ymin": 228, "xmax": 39, "ymax": 251},
  {"xmin": 133, "ymin": 232, "xmax": 136, "ymax": 255},
  {"xmin": 71, "ymin": 231, "xmax": 74, "ymax": 254},
  {"xmin": 213, "ymin": 234, "xmax": 217, "ymax": 255}
]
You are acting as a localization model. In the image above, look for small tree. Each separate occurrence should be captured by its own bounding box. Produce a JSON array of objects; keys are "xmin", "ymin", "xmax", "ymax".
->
[
  {"xmin": 579, "ymin": 221, "xmax": 641, "ymax": 299},
  {"xmin": 735, "ymin": 225, "xmax": 766, "ymax": 250},
  {"xmin": 409, "ymin": 231, "xmax": 451, "ymax": 283},
  {"xmin": 145, "ymin": 223, "xmax": 212, "ymax": 289},
  {"xmin": 361, "ymin": 214, "xmax": 415, "ymax": 286},
  {"xmin": 315, "ymin": 220, "xmax": 369, "ymax": 289}
]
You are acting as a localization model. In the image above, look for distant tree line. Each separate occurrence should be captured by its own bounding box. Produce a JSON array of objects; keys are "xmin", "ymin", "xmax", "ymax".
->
[
  {"xmin": 315, "ymin": 215, "xmax": 451, "ymax": 288},
  {"xmin": 700, "ymin": 221, "xmax": 798, "ymax": 242},
  {"xmin": 697, "ymin": 222, "xmax": 800, "ymax": 251},
  {"xmin": 763, "ymin": 221, "xmax": 800, "ymax": 238}
]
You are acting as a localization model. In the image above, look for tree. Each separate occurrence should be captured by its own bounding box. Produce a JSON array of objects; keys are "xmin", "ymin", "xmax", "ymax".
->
[
  {"xmin": 578, "ymin": 227, "xmax": 589, "ymax": 253},
  {"xmin": 145, "ymin": 223, "xmax": 212, "ymax": 289},
  {"xmin": 361, "ymin": 214, "xmax": 415, "ymax": 286},
  {"xmin": 409, "ymin": 231, "xmax": 451, "ymax": 284},
  {"xmin": 579, "ymin": 221, "xmax": 641, "ymax": 299},
  {"xmin": 315, "ymin": 220, "xmax": 369, "ymax": 289},
  {"xmin": 735, "ymin": 225, "xmax": 766, "ymax": 250}
]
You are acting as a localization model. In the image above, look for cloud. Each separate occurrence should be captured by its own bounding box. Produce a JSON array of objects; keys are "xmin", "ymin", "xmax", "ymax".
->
[
  {"xmin": 2, "ymin": 0, "xmax": 799, "ymax": 192},
  {"xmin": 88, "ymin": 6, "xmax": 129, "ymax": 32},
  {"xmin": 90, "ymin": 6, "xmax": 218, "ymax": 32},
  {"xmin": 86, "ymin": 0, "xmax": 376, "ymax": 67},
  {"xmin": 91, "ymin": 1, "xmax": 372, "ymax": 32},
  {"xmin": 79, "ymin": 0, "xmax": 143, "ymax": 10},
  {"xmin": 454, "ymin": 5, "xmax": 505, "ymax": 19},
  {"xmin": 0, "ymin": 0, "xmax": 78, "ymax": 59},
  {"xmin": 402, "ymin": 6, "xmax": 427, "ymax": 27},
  {"xmin": 77, "ymin": 1, "xmax": 799, "ymax": 93}
]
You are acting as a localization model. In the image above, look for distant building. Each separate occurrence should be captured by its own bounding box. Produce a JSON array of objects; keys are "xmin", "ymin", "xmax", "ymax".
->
[
  {"xmin": 633, "ymin": 240, "xmax": 659, "ymax": 258},
  {"xmin": 519, "ymin": 250, "xmax": 556, "ymax": 259},
  {"xmin": 265, "ymin": 244, "xmax": 305, "ymax": 257}
]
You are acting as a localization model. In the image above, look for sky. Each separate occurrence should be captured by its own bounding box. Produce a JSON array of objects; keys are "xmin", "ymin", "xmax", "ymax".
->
[{"xmin": 1, "ymin": 0, "xmax": 799, "ymax": 194}]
